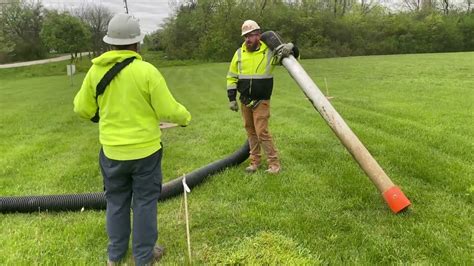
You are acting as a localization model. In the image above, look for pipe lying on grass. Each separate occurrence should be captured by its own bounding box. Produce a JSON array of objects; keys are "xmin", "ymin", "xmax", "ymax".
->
[
  {"xmin": 0, "ymin": 141, "xmax": 249, "ymax": 213},
  {"xmin": 261, "ymin": 31, "xmax": 411, "ymax": 213}
]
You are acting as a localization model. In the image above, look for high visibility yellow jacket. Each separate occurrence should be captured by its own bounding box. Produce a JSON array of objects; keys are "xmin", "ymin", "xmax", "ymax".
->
[
  {"xmin": 226, "ymin": 41, "xmax": 277, "ymax": 102},
  {"xmin": 73, "ymin": 50, "xmax": 191, "ymax": 160}
]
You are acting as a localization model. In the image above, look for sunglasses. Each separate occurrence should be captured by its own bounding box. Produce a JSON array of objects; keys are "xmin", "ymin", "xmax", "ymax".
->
[{"xmin": 244, "ymin": 32, "xmax": 260, "ymax": 38}]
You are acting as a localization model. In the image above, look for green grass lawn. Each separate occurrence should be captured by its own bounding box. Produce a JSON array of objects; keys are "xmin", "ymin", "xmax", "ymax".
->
[{"xmin": 1, "ymin": 52, "xmax": 472, "ymax": 264}]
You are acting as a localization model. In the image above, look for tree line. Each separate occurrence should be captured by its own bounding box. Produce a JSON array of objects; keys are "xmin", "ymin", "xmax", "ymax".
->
[
  {"xmin": 146, "ymin": 0, "xmax": 474, "ymax": 61},
  {"xmin": 0, "ymin": 0, "xmax": 112, "ymax": 63},
  {"xmin": 1, "ymin": 0, "xmax": 472, "ymax": 64}
]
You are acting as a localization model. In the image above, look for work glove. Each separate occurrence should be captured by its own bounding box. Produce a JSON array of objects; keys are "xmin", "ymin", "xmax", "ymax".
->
[
  {"xmin": 229, "ymin": 100, "xmax": 239, "ymax": 112},
  {"xmin": 280, "ymin": 42, "xmax": 294, "ymax": 58}
]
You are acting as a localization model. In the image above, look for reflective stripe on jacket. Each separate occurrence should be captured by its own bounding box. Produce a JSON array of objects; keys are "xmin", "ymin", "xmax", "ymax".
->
[
  {"xmin": 73, "ymin": 50, "xmax": 191, "ymax": 160},
  {"xmin": 226, "ymin": 41, "xmax": 277, "ymax": 101}
]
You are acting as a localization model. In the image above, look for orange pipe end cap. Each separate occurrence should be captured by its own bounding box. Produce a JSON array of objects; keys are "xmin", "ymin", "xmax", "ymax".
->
[{"xmin": 383, "ymin": 186, "xmax": 411, "ymax": 213}]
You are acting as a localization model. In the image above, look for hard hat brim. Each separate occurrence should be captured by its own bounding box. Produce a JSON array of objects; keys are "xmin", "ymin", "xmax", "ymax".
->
[
  {"xmin": 241, "ymin": 28, "xmax": 260, "ymax": 36},
  {"xmin": 103, "ymin": 33, "xmax": 145, "ymax": 45}
]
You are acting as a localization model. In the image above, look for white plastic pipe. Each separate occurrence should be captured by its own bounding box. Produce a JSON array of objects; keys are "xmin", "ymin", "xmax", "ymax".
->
[{"xmin": 282, "ymin": 55, "xmax": 410, "ymax": 213}]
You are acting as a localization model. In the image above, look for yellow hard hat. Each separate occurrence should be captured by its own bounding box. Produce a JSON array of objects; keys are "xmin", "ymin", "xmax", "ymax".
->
[{"xmin": 241, "ymin": 20, "xmax": 260, "ymax": 36}]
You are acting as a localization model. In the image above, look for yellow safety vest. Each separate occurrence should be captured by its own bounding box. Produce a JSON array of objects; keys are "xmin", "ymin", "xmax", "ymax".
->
[{"xmin": 226, "ymin": 41, "xmax": 277, "ymax": 102}]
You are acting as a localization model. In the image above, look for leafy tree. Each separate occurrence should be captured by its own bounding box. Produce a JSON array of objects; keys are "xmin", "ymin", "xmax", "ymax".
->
[
  {"xmin": 0, "ymin": 31, "xmax": 14, "ymax": 63},
  {"xmin": 72, "ymin": 3, "xmax": 113, "ymax": 56},
  {"xmin": 150, "ymin": 0, "xmax": 474, "ymax": 61},
  {"xmin": 143, "ymin": 30, "xmax": 163, "ymax": 51},
  {"xmin": 0, "ymin": 0, "xmax": 46, "ymax": 61},
  {"xmin": 458, "ymin": 13, "xmax": 474, "ymax": 50},
  {"xmin": 40, "ymin": 10, "xmax": 91, "ymax": 61},
  {"xmin": 0, "ymin": 31, "xmax": 14, "ymax": 53}
]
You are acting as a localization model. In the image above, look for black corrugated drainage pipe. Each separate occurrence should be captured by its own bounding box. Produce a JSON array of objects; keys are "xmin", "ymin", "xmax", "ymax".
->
[{"xmin": 1, "ymin": 141, "xmax": 249, "ymax": 213}]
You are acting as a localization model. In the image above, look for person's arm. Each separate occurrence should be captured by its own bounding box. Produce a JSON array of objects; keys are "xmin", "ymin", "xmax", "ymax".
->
[
  {"xmin": 149, "ymin": 68, "xmax": 191, "ymax": 126},
  {"xmin": 73, "ymin": 69, "xmax": 97, "ymax": 120},
  {"xmin": 226, "ymin": 49, "xmax": 240, "ymax": 102}
]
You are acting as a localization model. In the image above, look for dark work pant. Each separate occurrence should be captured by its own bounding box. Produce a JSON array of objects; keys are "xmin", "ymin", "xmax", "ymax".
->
[{"xmin": 99, "ymin": 148, "xmax": 163, "ymax": 265}]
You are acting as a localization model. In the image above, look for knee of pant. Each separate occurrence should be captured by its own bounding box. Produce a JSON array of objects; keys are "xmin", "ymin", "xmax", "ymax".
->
[
  {"xmin": 256, "ymin": 130, "xmax": 270, "ymax": 140},
  {"xmin": 248, "ymin": 140, "xmax": 259, "ymax": 147},
  {"xmin": 244, "ymin": 126, "xmax": 257, "ymax": 134}
]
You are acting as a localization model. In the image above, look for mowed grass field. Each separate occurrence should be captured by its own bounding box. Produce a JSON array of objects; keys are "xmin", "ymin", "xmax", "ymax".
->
[{"xmin": 0, "ymin": 52, "xmax": 472, "ymax": 264}]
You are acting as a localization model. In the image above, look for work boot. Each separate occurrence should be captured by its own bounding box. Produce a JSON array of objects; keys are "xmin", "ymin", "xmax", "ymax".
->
[
  {"xmin": 265, "ymin": 165, "xmax": 281, "ymax": 174},
  {"xmin": 147, "ymin": 245, "xmax": 165, "ymax": 265},
  {"xmin": 245, "ymin": 164, "xmax": 259, "ymax": 173},
  {"xmin": 134, "ymin": 245, "xmax": 165, "ymax": 266},
  {"xmin": 107, "ymin": 259, "xmax": 125, "ymax": 266}
]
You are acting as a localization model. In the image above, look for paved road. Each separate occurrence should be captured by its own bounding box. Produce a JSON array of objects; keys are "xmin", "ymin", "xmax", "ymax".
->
[{"xmin": 0, "ymin": 52, "xmax": 90, "ymax": 69}]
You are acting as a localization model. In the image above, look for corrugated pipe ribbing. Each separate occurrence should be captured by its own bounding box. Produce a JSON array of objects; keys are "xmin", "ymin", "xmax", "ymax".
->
[{"xmin": 1, "ymin": 141, "xmax": 249, "ymax": 213}]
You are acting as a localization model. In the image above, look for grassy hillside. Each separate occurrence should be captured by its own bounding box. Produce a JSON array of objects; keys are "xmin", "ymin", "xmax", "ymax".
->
[{"xmin": 0, "ymin": 52, "xmax": 472, "ymax": 264}]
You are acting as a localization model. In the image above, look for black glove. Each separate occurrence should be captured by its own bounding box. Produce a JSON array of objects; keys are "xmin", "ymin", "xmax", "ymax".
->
[
  {"xmin": 280, "ymin": 42, "xmax": 294, "ymax": 58},
  {"xmin": 229, "ymin": 100, "xmax": 239, "ymax": 112}
]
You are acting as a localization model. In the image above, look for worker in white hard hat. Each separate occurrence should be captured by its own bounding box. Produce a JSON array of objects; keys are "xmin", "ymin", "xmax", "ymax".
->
[
  {"xmin": 73, "ymin": 13, "xmax": 191, "ymax": 266},
  {"xmin": 226, "ymin": 20, "xmax": 299, "ymax": 174}
]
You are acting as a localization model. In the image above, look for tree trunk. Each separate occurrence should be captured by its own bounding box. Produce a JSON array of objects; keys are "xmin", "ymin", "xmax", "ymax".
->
[{"xmin": 442, "ymin": 0, "xmax": 449, "ymax": 14}]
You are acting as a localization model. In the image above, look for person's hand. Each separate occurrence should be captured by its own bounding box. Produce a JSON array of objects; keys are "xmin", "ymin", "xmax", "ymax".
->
[
  {"xmin": 280, "ymin": 42, "xmax": 294, "ymax": 58},
  {"xmin": 229, "ymin": 100, "xmax": 239, "ymax": 112}
]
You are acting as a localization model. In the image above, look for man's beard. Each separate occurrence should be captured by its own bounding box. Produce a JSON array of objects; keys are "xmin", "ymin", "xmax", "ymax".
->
[{"xmin": 246, "ymin": 41, "xmax": 259, "ymax": 52}]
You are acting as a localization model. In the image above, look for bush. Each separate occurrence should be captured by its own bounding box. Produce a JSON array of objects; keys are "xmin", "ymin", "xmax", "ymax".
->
[{"xmin": 153, "ymin": 1, "xmax": 474, "ymax": 60}]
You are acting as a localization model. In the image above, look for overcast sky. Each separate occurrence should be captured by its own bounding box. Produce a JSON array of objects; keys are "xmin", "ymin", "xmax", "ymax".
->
[
  {"xmin": 41, "ymin": 0, "xmax": 174, "ymax": 33},
  {"xmin": 40, "ymin": 0, "xmax": 471, "ymax": 33}
]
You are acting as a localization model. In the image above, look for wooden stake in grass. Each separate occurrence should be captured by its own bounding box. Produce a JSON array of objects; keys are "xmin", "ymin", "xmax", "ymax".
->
[
  {"xmin": 324, "ymin": 77, "xmax": 334, "ymax": 100},
  {"xmin": 182, "ymin": 176, "xmax": 192, "ymax": 263},
  {"xmin": 67, "ymin": 64, "xmax": 75, "ymax": 87}
]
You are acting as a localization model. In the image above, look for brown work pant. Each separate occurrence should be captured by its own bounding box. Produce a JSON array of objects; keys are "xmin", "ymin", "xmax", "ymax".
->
[{"xmin": 241, "ymin": 100, "xmax": 280, "ymax": 168}]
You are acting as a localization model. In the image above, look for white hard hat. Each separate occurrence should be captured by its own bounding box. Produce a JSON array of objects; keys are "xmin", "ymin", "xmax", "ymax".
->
[
  {"xmin": 241, "ymin": 20, "xmax": 260, "ymax": 36},
  {"xmin": 103, "ymin": 13, "xmax": 145, "ymax": 45}
]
